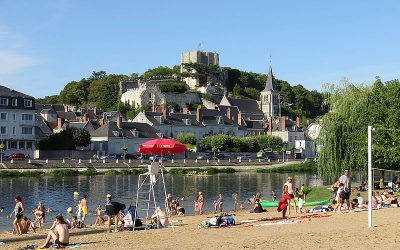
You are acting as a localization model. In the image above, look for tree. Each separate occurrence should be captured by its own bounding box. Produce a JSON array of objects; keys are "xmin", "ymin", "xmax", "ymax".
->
[
  {"xmin": 68, "ymin": 128, "xmax": 91, "ymax": 147},
  {"xmin": 59, "ymin": 80, "xmax": 89, "ymax": 106},
  {"xmin": 317, "ymin": 78, "xmax": 400, "ymax": 176},
  {"xmin": 181, "ymin": 63, "xmax": 221, "ymax": 86},
  {"xmin": 36, "ymin": 95, "xmax": 60, "ymax": 104},
  {"xmin": 142, "ymin": 66, "xmax": 175, "ymax": 79},
  {"xmin": 176, "ymin": 133, "xmax": 197, "ymax": 145}
]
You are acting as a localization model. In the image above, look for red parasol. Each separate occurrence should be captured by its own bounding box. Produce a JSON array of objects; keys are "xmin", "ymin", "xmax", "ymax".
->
[{"xmin": 137, "ymin": 138, "xmax": 187, "ymax": 155}]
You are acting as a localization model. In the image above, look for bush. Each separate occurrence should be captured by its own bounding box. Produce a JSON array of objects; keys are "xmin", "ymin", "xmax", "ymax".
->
[
  {"xmin": 159, "ymin": 82, "xmax": 188, "ymax": 93},
  {"xmin": 104, "ymin": 170, "xmax": 120, "ymax": 176},
  {"xmin": 80, "ymin": 170, "xmax": 98, "ymax": 176},
  {"xmin": 200, "ymin": 134, "xmax": 282, "ymax": 152},
  {"xmin": 46, "ymin": 169, "xmax": 79, "ymax": 177},
  {"xmin": 20, "ymin": 171, "xmax": 45, "ymax": 177},
  {"xmin": 0, "ymin": 170, "xmax": 21, "ymax": 178}
]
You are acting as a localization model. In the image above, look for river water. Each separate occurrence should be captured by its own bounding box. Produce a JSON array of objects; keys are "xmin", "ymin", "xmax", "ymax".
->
[{"xmin": 0, "ymin": 172, "xmax": 365, "ymax": 232}]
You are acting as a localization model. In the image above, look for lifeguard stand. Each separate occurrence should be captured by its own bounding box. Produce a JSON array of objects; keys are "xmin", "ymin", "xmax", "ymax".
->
[{"xmin": 133, "ymin": 161, "xmax": 168, "ymax": 231}]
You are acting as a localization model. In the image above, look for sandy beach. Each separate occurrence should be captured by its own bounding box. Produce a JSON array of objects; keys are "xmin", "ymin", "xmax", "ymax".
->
[{"xmin": 1, "ymin": 207, "xmax": 399, "ymax": 250}]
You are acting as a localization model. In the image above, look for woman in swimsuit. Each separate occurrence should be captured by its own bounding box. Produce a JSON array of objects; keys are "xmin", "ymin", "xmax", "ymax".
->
[
  {"xmin": 197, "ymin": 192, "xmax": 204, "ymax": 215},
  {"xmin": 8, "ymin": 196, "xmax": 25, "ymax": 235}
]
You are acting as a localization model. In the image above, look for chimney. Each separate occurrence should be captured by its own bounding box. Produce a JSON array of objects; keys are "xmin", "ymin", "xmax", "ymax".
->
[
  {"xmin": 182, "ymin": 106, "xmax": 189, "ymax": 114},
  {"xmin": 117, "ymin": 115, "xmax": 122, "ymax": 129},
  {"xmin": 296, "ymin": 117, "xmax": 300, "ymax": 129},
  {"xmin": 57, "ymin": 118, "xmax": 62, "ymax": 130},
  {"xmin": 196, "ymin": 106, "xmax": 202, "ymax": 123},
  {"xmin": 281, "ymin": 116, "xmax": 286, "ymax": 132},
  {"xmin": 226, "ymin": 108, "xmax": 231, "ymax": 120},
  {"xmin": 269, "ymin": 117, "xmax": 272, "ymax": 136},
  {"xmin": 237, "ymin": 112, "xmax": 242, "ymax": 126},
  {"xmin": 99, "ymin": 118, "xmax": 105, "ymax": 126}
]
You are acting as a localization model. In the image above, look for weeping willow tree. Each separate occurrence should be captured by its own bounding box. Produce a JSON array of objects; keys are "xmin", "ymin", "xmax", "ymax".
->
[{"xmin": 317, "ymin": 78, "xmax": 400, "ymax": 176}]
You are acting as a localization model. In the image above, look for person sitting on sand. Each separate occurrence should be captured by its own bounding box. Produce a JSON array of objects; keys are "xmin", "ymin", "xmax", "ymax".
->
[
  {"xmin": 151, "ymin": 207, "xmax": 169, "ymax": 228},
  {"xmin": 40, "ymin": 214, "xmax": 70, "ymax": 248},
  {"xmin": 277, "ymin": 185, "xmax": 291, "ymax": 219},
  {"xmin": 95, "ymin": 205, "xmax": 105, "ymax": 226},
  {"xmin": 250, "ymin": 199, "xmax": 267, "ymax": 213},
  {"xmin": 20, "ymin": 216, "xmax": 36, "ymax": 234},
  {"xmin": 384, "ymin": 194, "xmax": 399, "ymax": 207},
  {"xmin": 176, "ymin": 205, "xmax": 185, "ymax": 216}
]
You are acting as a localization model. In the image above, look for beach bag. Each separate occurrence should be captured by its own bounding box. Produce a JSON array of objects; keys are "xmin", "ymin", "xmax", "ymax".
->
[{"xmin": 226, "ymin": 217, "xmax": 235, "ymax": 225}]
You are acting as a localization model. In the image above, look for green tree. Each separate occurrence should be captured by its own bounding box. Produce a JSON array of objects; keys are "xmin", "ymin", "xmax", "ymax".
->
[
  {"xmin": 36, "ymin": 95, "xmax": 60, "ymax": 104},
  {"xmin": 68, "ymin": 128, "xmax": 91, "ymax": 147},
  {"xmin": 176, "ymin": 133, "xmax": 197, "ymax": 145},
  {"xmin": 59, "ymin": 79, "xmax": 89, "ymax": 106},
  {"xmin": 142, "ymin": 66, "xmax": 175, "ymax": 79}
]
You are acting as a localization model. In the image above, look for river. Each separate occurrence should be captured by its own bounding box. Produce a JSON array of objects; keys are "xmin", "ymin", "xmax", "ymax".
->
[{"xmin": 0, "ymin": 172, "xmax": 365, "ymax": 232}]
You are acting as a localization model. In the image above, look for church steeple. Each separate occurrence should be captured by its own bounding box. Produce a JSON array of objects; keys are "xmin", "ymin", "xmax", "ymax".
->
[
  {"xmin": 260, "ymin": 64, "xmax": 280, "ymax": 118},
  {"xmin": 263, "ymin": 65, "xmax": 275, "ymax": 91}
]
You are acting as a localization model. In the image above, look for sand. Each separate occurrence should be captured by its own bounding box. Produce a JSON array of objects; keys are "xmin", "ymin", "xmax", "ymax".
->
[{"xmin": 1, "ymin": 207, "xmax": 400, "ymax": 250}]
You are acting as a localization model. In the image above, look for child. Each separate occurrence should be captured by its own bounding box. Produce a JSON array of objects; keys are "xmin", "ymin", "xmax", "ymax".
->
[
  {"xmin": 298, "ymin": 196, "xmax": 304, "ymax": 214},
  {"xmin": 277, "ymin": 185, "xmax": 291, "ymax": 218},
  {"xmin": 334, "ymin": 183, "xmax": 344, "ymax": 213},
  {"xmin": 272, "ymin": 191, "xmax": 277, "ymax": 201},
  {"xmin": 95, "ymin": 205, "xmax": 105, "ymax": 226}
]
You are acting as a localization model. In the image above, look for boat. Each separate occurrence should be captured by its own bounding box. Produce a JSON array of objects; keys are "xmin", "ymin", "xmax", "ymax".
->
[{"xmin": 260, "ymin": 199, "xmax": 330, "ymax": 207}]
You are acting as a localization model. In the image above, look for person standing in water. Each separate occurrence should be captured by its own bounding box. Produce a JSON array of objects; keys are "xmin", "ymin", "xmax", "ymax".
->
[
  {"xmin": 232, "ymin": 192, "xmax": 238, "ymax": 211},
  {"xmin": 8, "ymin": 196, "xmax": 25, "ymax": 235},
  {"xmin": 198, "ymin": 192, "xmax": 204, "ymax": 215},
  {"xmin": 80, "ymin": 195, "xmax": 88, "ymax": 223}
]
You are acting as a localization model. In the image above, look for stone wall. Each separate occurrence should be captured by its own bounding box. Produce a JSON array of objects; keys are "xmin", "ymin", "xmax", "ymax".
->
[{"xmin": 34, "ymin": 150, "xmax": 97, "ymax": 159}]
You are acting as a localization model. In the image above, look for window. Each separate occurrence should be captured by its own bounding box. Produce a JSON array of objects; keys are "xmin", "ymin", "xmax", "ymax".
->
[
  {"xmin": 13, "ymin": 113, "xmax": 16, "ymax": 121},
  {"xmin": 0, "ymin": 126, "xmax": 6, "ymax": 134},
  {"xmin": 12, "ymin": 127, "xmax": 16, "ymax": 135},
  {"xmin": 24, "ymin": 99, "xmax": 32, "ymax": 107},
  {"xmin": 22, "ymin": 114, "xmax": 33, "ymax": 121},
  {"xmin": 8, "ymin": 141, "xmax": 16, "ymax": 149},
  {"xmin": 12, "ymin": 99, "xmax": 17, "ymax": 106},
  {"xmin": 26, "ymin": 142, "xmax": 33, "ymax": 150},
  {"xmin": 299, "ymin": 142, "xmax": 302, "ymax": 147},
  {"xmin": 0, "ymin": 113, "xmax": 7, "ymax": 120},
  {"xmin": 22, "ymin": 127, "xmax": 33, "ymax": 134},
  {"xmin": 289, "ymin": 136, "xmax": 292, "ymax": 142},
  {"xmin": 0, "ymin": 98, "xmax": 8, "ymax": 106},
  {"xmin": 18, "ymin": 141, "xmax": 25, "ymax": 149}
]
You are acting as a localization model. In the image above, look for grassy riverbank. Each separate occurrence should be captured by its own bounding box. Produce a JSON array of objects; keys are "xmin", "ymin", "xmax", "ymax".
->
[{"xmin": 256, "ymin": 160, "xmax": 316, "ymax": 173}]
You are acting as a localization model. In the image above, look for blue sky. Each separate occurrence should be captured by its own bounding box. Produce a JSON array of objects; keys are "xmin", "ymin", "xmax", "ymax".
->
[{"xmin": 0, "ymin": 0, "xmax": 399, "ymax": 98}]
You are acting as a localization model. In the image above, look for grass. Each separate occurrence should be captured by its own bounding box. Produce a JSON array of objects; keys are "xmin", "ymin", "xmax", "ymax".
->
[
  {"xmin": 256, "ymin": 160, "xmax": 317, "ymax": 173},
  {"xmin": 305, "ymin": 186, "xmax": 333, "ymax": 201},
  {"xmin": 45, "ymin": 169, "xmax": 79, "ymax": 177},
  {"xmin": 0, "ymin": 170, "xmax": 45, "ymax": 177},
  {"xmin": 168, "ymin": 167, "xmax": 237, "ymax": 175}
]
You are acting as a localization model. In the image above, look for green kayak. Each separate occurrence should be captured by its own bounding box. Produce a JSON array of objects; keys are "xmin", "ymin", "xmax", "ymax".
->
[{"xmin": 260, "ymin": 199, "xmax": 330, "ymax": 207}]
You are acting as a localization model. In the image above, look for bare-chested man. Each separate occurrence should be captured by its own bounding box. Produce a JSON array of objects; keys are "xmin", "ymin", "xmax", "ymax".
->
[
  {"xmin": 283, "ymin": 176, "xmax": 297, "ymax": 214},
  {"xmin": 40, "ymin": 215, "xmax": 70, "ymax": 248},
  {"xmin": 80, "ymin": 195, "xmax": 88, "ymax": 223}
]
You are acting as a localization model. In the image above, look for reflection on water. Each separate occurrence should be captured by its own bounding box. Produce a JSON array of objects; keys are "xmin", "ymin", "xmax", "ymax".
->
[{"xmin": 0, "ymin": 172, "xmax": 364, "ymax": 232}]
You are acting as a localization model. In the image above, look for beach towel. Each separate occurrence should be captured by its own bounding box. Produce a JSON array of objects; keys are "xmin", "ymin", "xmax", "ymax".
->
[
  {"xmin": 277, "ymin": 197, "xmax": 288, "ymax": 212},
  {"xmin": 254, "ymin": 219, "xmax": 302, "ymax": 227}
]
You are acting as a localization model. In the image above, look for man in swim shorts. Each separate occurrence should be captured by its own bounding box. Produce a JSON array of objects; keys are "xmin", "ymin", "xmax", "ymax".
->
[
  {"xmin": 40, "ymin": 214, "xmax": 69, "ymax": 248},
  {"xmin": 283, "ymin": 177, "xmax": 297, "ymax": 214}
]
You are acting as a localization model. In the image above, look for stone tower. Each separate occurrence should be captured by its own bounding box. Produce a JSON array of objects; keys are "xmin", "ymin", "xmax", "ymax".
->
[{"xmin": 260, "ymin": 65, "xmax": 281, "ymax": 117}]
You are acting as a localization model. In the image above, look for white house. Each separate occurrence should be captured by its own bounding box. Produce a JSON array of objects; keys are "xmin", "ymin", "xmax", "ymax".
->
[
  {"xmin": 90, "ymin": 118, "xmax": 159, "ymax": 156},
  {"xmin": 0, "ymin": 86, "xmax": 36, "ymax": 157}
]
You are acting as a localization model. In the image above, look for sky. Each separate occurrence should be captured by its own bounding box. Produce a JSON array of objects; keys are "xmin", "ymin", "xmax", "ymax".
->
[{"xmin": 0, "ymin": 0, "xmax": 399, "ymax": 98}]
